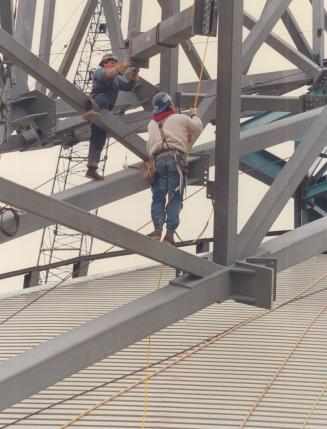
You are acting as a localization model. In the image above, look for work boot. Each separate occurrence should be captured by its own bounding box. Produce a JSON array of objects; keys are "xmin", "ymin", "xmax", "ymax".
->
[
  {"xmin": 147, "ymin": 228, "xmax": 163, "ymax": 241},
  {"xmin": 162, "ymin": 229, "xmax": 175, "ymax": 246},
  {"xmin": 85, "ymin": 167, "xmax": 104, "ymax": 181},
  {"xmin": 82, "ymin": 110, "xmax": 101, "ymax": 121}
]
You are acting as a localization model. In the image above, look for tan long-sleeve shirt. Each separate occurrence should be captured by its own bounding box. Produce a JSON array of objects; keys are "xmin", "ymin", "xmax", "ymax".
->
[{"xmin": 147, "ymin": 113, "xmax": 203, "ymax": 157}]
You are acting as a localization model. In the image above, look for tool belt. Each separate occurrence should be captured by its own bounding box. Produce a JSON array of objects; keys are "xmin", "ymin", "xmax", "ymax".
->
[{"xmin": 154, "ymin": 149, "xmax": 185, "ymax": 159}]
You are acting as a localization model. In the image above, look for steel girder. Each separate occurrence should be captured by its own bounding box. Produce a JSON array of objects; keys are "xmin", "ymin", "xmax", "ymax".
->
[
  {"xmin": 0, "ymin": 177, "xmax": 220, "ymax": 278},
  {"xmin": 213, "ymin": 0, "xmax": 243, "ymax": 265},
  {"xmin": 0, "ymin": 27, "xmax": 148, "ymax": 160},
  {"xmin": 0, "ymin": 259, "xmax": 273, "ymax": 412}
]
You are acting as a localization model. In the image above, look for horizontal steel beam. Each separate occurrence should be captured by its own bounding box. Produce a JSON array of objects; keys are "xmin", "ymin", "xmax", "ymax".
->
[
  {"xmin": 0, "ymin": 28, "xmax": 148, "ymax": 159},
  {"xmin": 129, "ymin": 6, "xmax": 193, "ymax": 60},
  {"xmin": 0, "ymin": 261, "xmax": 273, "ymax": 411},
  {"xmin": 241, "ymin": 95, "xmax": 303, "ymax": 113},
  {"xmin": 256, "ymin": 216, "xmax": 327, "ymax": 272},
  {"xmin": 0, "ymin": 177, "xmax": 220, "ymax": 278}
]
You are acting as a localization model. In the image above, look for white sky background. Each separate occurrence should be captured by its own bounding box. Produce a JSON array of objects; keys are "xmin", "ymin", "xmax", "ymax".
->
[{"xmin": 0, "ymin": 0, "xmax": 323, "ymax": 293}]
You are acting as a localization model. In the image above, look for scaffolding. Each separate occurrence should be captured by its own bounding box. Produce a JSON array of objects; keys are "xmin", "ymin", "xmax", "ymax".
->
[{"xmin": 37, "ymin": 0, "xmax": 123, "ymax": 285}]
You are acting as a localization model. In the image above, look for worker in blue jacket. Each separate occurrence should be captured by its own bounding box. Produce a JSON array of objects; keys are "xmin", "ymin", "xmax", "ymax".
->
[{"xmin": 84, "ymin": 53, "xmax": 139, "ymax": 180}]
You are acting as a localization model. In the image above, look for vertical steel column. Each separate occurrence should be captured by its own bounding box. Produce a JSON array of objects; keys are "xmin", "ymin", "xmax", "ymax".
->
[
  {"xmin": 102, "ymin": 0, "xmax": 126, "ymax": 62},
  {"xmin": 128, "ymin": 0, "xmax": 142, "ymax": 38},
  {"xmin": 213, "ymin": 0, "xmax": 243, "ymax": 266},
  {"xmin": 36, "ymin": 0, "xmax": 56, "ymax": 94},
  {"xmin": 159, "ymin": 0, "xmax": 180, "ymax": 98},
  {"xmin": 0, "ymin": 0, "xmax": 14, "ymax": 34},
  {"xmin": 312, "ymin": 0, "xmax": 324, "ymax": 65},
  {"xmin": 12, "ymin": 0, "xmax": 37, "ymax": 97}
]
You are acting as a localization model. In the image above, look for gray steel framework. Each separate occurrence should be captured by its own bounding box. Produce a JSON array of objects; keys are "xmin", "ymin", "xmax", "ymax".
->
[
  {"xmin": 1, "ymin": 0, "xmax": 327, "ymax": 409},
  {"xmin": 37, "ymin": 1, "xmax": 121, "ymax": 285}
]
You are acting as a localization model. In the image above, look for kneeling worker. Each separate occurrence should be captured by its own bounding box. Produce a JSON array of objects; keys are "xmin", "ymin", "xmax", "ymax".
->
[
  {"xmin": 147, "ymin": 92, "xmax": 203, "ymax": 245},
  {"xmin": 84, "ymin": 53, "xmax": 139, "ymax": 181}
]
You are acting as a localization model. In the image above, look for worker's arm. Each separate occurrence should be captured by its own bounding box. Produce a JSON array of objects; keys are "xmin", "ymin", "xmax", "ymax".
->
[
  {"xmin": 93, "ymin": 59, "xmax": 132, "ymax": 81},
  {"xmin": 117, "ymin": 68, "xmax": 140, "ymax": 91},
  {"xmin": 187, "ymin": 108, "xmax": 203, "ymax": 134}
]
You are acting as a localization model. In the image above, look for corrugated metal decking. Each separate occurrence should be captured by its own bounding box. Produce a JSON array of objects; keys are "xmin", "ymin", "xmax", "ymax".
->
[{"xmin": 0, "ymin": 256, "xmax": 326, "ymax": 428}]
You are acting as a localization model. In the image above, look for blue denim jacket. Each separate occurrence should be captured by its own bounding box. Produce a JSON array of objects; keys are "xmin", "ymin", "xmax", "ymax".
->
[{"xmin": 92, "ymin": 67, "xmax": 136, "ymax": 109}]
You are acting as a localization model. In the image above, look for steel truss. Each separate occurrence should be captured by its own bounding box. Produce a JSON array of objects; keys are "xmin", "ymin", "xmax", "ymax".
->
[
  {"xmin": 37, "ymin": 1, "xmax": 122, "ymax": 286},
  {"xmin": 1, "ymin": 0, "xmax": 327, "ymax": 410}
]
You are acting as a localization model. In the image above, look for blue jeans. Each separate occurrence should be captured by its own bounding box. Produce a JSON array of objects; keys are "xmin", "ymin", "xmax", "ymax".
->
[
  {"xmin": 88, "ymin": 95, "xmax": 112, "ymax": 168},
  {"xmin": 151, "ymin": 154, "xmax": 183, "ymax": 231}
]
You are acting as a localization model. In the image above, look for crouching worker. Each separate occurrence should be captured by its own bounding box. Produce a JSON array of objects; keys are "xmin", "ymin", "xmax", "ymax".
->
[
  {"xmin": 83, "ymin": 53, "xmax": 139, "ymax": 181},
  {"xmin": 147, "ymin": 92, "xmax": 203, "ymax": 245}
]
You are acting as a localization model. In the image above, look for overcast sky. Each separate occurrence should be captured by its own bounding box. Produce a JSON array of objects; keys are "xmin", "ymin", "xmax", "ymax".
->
[{"xmin": 0, "ymin": 0, "xmax": 321, "ymax": 293}]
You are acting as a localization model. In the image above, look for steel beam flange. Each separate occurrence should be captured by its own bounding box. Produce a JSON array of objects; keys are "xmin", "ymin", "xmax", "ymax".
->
[
  {"xmin": 171, "ymin": 262, "xmax": 274, "ymax": 310},
  {"xmin": 231, "ymin": 261, "xmax": 274, "ymax": 310},
  {"xmin": 246, "ymin": 257, "xmax": 277, "ymax": 301}
]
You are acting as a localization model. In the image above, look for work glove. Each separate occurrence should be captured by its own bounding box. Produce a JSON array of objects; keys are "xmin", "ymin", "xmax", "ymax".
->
[
  {"xmin": 130, "ymin": 67, "xmax": 140, "ymax": 81},
  {"xmin": 116, "ymin": 58, "xmax": 132, "ymax": 75}
]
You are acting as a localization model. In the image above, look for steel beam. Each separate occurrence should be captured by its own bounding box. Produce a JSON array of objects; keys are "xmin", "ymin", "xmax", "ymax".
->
[
  {"xmin": 102, "ymin": 0, "xmax": 127, "ymax": 62},
  {"xmin": 0, "ymin": 177, "xmax": 220, "ymax": 277},
  {"xmin": 312, "ymin": 0, "xmax": 325, "ymax": 64},
  {"xmin": 181, "ymin": 39, "xmax": 211, "ymax": 81},
  {"xmin": 238, "ymin": 103, "xmax": 327, "ymax": 259},
  {"xmin": 158, "ymin": 0, "xmax": 180, "ymax": 97},
  {"xmin": 0, "ymin": 0, "xmax": 14, "ymax": 34},
  {"xmin": 240, "ymin": 107, "xmax": 322, "ymax": 156},
  {"xmin": 243, "ymin": 11, "xmax": 320, "ymax": 80},
  {"xmin": 0, "ymin": 141, "xmax": 282, "ymax": 243},
  {"xmin": 213, "ymin": 0, "xmax": 243, "ymax": 266},
  {"xmin": 56, "ymin": 0, "xmax": 97, "ymax": 80},
  {"xmin": 36, "ymin": 0, "xmax": 56, "ymax": 94},
  {"xmin": 129, "ymin": 6, "xmax": 193, "ymax": 61},
  {"xmin": 0, "ymin": 28, "xmax": 148, "ymax": 159},
  {"xmin": 241, "ymin": 95, "xmax": 303, "ymax": 113},
  {"xmin": 309, "ymin": 0, "xmax": 327, "ymax": 33},
  {"xmin": 12, "ymin": 0, "xmax": 37, "ymax": 97},
  {"xmin": 281, "ymin": 8, "xmax": 313, "ymax": 61},
  {"xmin": 127, "ymin": 0, "xmax": 142, "ymax": 38},
  {"xmin": 0, "ymin": 260, "xmax": 274, "ymax": 411},
  {"xmin": 242, "ymin": 0, "xmax": 292, "ymax": 72},
  {"xmin": 256, "ymin": 216, "xmax": 327, "ymax": 272}
]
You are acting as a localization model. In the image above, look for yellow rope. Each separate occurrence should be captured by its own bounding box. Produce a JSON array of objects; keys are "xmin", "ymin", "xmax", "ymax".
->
[
  {"xmin": 301, "ymin": 382, "xmax": 327, "ymax": 429},
  {"xmin": 193, "ymin": 35, "xmax": 210, "ymax": 109},
  {"xmin": 240, "ymin": 298, "xmax": 327, "ymax": 428},
  {"xmin": 58, "ymin": 270, "xmax": 327, "ymax": 429},
  {"xmin": 141, "ymin": 264, "xmax": 165, "ymax": 428}
]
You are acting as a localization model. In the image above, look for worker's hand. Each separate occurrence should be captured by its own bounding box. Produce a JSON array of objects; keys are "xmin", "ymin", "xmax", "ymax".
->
[
  {"xmin": 116, "ymin": 58, "xmax": 132, "ymax": 75},
  {"xmin": 130, "ymin": 67, "xmax": 140, "ymax": 81},
  {"xmin": 190, "ymin": 107, "xmax": 198, "ymax": 117}
]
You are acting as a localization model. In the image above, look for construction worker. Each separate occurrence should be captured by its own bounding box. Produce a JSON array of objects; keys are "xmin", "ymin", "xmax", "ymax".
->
[
  {"xmin": 84, "ymin": 53, "xmax": 139, "ymax": 181},
  {"xmin": 147, "ymin": 92, "xmax": 203, "ymax": 245}
]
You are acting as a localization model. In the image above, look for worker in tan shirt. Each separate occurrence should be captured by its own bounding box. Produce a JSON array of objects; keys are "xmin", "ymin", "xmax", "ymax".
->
[{"xmin": 147, "ymin": 92, "xmax": 203, "ymax": 245}]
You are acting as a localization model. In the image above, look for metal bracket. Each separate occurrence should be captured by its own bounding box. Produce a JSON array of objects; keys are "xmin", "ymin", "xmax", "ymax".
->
[
  {"xmin": 246, "ymin": 257, "xmax": 277, "ymax": 301},
  {"xmin": 231, "ymin": 261, "xmax": 274, "ymax": 309},
  {"xmin": 8, "ymin": 89, "xmax": 56, "ymax": 149},
  {"xmin": 188, "ymin": 153, "xmax": 210, "ymax": 186},
  {"xmin": 314, "ymin": 69, "xmax": 327, "ymax": 89},
  {"xmin": 206, "ymin": 180, "xmax": 215, "ymax": 200},
  {"xmin": 301, "ymin": 93, "xmax": 327, "ymax": 111}
]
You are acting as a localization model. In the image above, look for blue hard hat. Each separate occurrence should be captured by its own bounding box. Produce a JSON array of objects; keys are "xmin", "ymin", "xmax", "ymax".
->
[{"xmin": 153, "ymin": 92, "xmax": 173, "ymax": 114}]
